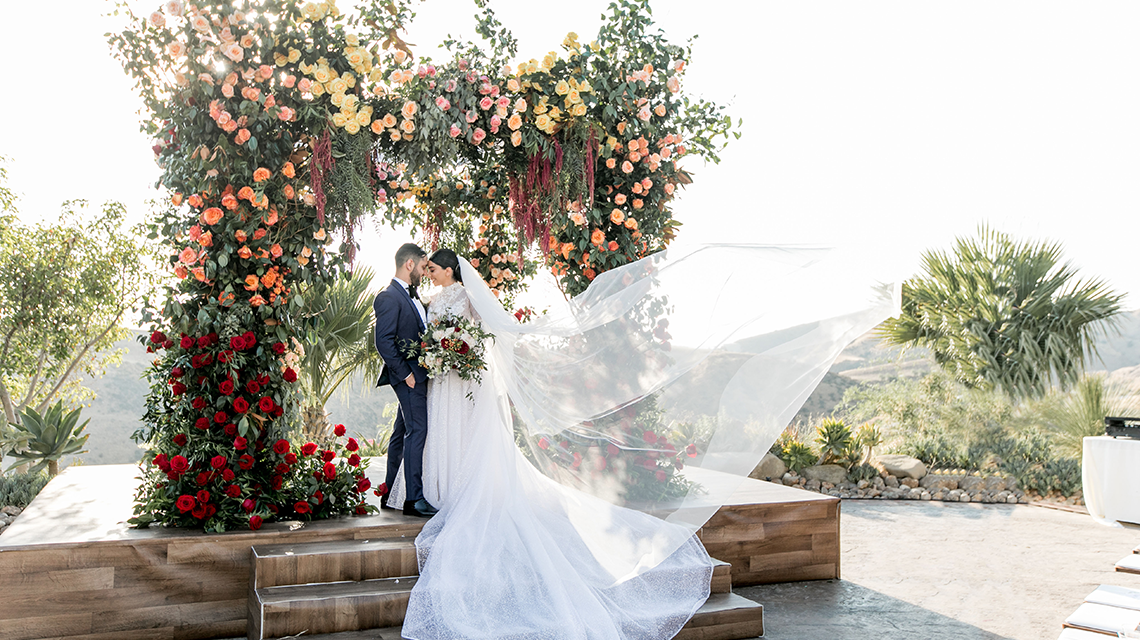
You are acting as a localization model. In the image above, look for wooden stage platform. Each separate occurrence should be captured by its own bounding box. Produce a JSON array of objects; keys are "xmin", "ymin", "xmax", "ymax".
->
[{"xmin": 0, "ymin": 463, "xmax": 839, "ymax": 640}]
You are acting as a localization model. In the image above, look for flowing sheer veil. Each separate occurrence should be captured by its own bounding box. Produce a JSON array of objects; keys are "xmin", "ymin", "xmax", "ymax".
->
[{"xmin": 456, "ymin": 244, "xmax": 899, "ymax": 578}]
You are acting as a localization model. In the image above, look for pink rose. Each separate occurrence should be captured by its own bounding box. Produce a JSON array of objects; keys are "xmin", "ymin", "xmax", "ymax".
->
[
  {"xmin": 446, "ymin": 79, "xmax": 457, "ymax": 92},
  {"xmin": 435, "ymin": 96, "xmax": 450, "ymax": 111},
  {"xmin": 284, "ymin": 75, "xmax": 296, "ymax": 88},
  {"xmin": 298, "ymin": 78, "xmax": 312, "ymax": 92},
  {"xmin": 472, "ymin": 128, "xmax": 486, "ymax": 144},
  {"xmin": 465, "ymin": 110, "xmax": 477, "ymax": 124},
  {"xmin": 449, "ymin": 124, "xmax": 461, "ymax": 138},
  {"xmin": 479, "ymin": 97, "xmax": 494, "ymax": 111},
  {"xmin": 223, "ymin": 43, "xmax": 244, "ymax": 63},
  {"xmin": 235, "ymin": 128, "xmax": 251, "ymax": 144},
  {"xmin": 149, "ymin": 11, "xmax": 166, "ymax": 27},
  {"xmin": 221, "ymin": 83, "xmax": 234, "ymax": 98},
  {"xmin": 258, "ymin": 65, "xmax": 273, "ymax": 80},
  {"xmin": 490, "ymin": 114, "xmax": 501, "ymax": 134},
  {"xmin": 277, "ymin": 106, "xmax": 294, "ymax": 121}
]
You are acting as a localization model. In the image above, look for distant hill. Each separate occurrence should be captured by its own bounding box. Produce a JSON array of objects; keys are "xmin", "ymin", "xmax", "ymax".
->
[{"xmin": 57, "ymin": 308, "xmax": 1140, "ymax": 466}]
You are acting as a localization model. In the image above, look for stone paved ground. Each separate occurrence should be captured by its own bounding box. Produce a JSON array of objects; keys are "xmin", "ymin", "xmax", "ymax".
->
[{"xmin": 739, "ymin": 501, "xmax": 1140, "ymax": 639}]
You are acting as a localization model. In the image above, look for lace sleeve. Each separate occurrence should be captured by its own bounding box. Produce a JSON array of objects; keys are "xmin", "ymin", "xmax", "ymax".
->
[{"xmin": 464, "ymin": 291, "xmax": 482, "ymax": 324}]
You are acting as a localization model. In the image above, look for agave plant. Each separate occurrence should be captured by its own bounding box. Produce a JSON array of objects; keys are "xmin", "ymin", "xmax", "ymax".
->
[
  {"xmin": 815, "ymin": 418, "xmax": 854, "ymax": 466},
  {"xmin": 855, "ymin": 423, "xmax": 883, "ymax": 463},
  {"xmin": 4, "ymin": 401, "xmax": 89, "ymax": 476},
  {"xmin": 781, "ymin": 440, "xmax": 819, "ymax": 474}
]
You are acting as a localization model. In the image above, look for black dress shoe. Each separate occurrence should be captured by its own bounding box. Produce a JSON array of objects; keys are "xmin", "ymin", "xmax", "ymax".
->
[
  {"xmin": 379, "ymin": 495, "xmax": 397, "ymax": 511},
  {"xmin": 403, "ymin": 499, "xmax": 438, "ymax": 517}
]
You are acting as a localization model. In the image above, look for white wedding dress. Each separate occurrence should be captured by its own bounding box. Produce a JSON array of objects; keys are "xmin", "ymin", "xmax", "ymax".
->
[{"xmin": 397, "ymin": 276, "xmax": 715, "ymax": 640}]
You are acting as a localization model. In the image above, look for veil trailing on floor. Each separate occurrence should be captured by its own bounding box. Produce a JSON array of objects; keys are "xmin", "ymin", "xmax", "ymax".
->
[{"xmin": 454, "ymin": 244, "xmax": 900, "ymax": 582}]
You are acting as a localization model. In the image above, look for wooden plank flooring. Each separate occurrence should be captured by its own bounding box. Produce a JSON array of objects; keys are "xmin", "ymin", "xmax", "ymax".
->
[{"xmin": 0, "ymin": 463, "xmax": 833, "ymax": 639}]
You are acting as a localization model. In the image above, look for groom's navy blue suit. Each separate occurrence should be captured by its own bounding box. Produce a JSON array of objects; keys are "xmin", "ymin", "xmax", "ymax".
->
[{"xmin": 373, "ymin": 279, "xmax": 429, "ymax": 505}]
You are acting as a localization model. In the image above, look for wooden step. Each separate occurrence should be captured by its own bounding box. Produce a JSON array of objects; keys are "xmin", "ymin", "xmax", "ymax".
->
[
  {"xmin": 676, "ymin": 592, "xmax": 764, "ymax": 640},
  {"xmin": 249, "ymin": 576, "xmax": 417, "ymax": 640},
  {"xmin": 1059, "ymin": 627, "xmax": 1118, "ymax": 639},
  {"xmin": 251, "ymin": 537, "xmax": 418, "ymax": 589},
  {"xmin": 1117, "ymin": 554, "xmax": 1140, "ymax": 575},
  {"xmin": 1063, "ymin": 602, "xmax": 1140, "ymax": 635},
  {"xmin": 711, "ymin": 559, "xmax": 732, "ymax": 594}
]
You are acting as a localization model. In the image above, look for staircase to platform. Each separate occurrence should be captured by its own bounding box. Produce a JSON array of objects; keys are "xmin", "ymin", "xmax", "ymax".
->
[{"xmin": 247, "ymin": 536, "xmax": 764, "ymax": 639}]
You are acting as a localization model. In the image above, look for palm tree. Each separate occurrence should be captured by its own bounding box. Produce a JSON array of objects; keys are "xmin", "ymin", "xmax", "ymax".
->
[
  {"xmin": 297, "ymin": 267, "xmax": 384, "ymax": 440},
  {"xmin": 879, "ymin": 226, "xmax": 1123, "ymax": 401}
]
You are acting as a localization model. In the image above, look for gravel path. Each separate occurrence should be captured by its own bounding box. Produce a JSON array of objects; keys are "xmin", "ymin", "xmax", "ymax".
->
[{"xmin": 740, "ymin": 501, "xmax": 1140, "ymax": 639}]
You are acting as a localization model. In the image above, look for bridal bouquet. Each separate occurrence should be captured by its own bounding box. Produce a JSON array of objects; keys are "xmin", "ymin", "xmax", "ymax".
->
[{"xmin": 403, "ymin": 314, "xmax": 493, "ymax": 384}]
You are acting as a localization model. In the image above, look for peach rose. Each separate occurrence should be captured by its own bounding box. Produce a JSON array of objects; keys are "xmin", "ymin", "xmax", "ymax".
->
[
  {"xmin": 314, "ymin": 228, "xmax": 327, "ymax": 241},
  {"xmin": 178, "ymin": 247, "xmax": 198, "ymax": 264},
  {"xmin": 371, "ymin": 120, "xmax": 384, "ymax": 135},
  {"xmin": 625, "ymin": 218, "xmax": 638, "ymax": 230},
  {"xmin": 283, "ymin": 184, "xmax": 295, "ymax": 199},
  {"xmin": 149, "ymin": 11, "xmax": 166, "ymax": 27},
  {"xmin": 654, "ymin": 104, "xmax": 667, "ymax": 117},
  {"xmin": 401, "ymin": 100, "xmax": 418, "ymax": 119},
  {"xmin": 235, "ymin": 129, "xmax": 251, "ymax": 144},
  {"xmin": 382, "ymin": 113, "xmax": 398, "ymax": 128},
  {"xmin": 507, "ymin": 113, "xmax": 523, "ymax": 131},
  {"xmin": 240, "ymin": 34, "xmax": 254, "ymax": 49},
  {"xmin": 280, "ymin": 161, "xmax": 295, "ymax": 179},
  {"xmin": 171, "ymin": 193, "xmax": 184, "ymax": 207},
  {"xmin": 202, "ymin": 207, "xmax": 223, "ymax": 225},
  {"xmin": 167, "ymin": 41, "xmax": 186, "ymax": 58},
  {"xmin": 271, "ymin": 244, "xmax": 283, "ymax": 258},
  {"xmin": 253, "ymin": 167, "xmax": 271, "ymax": 182},
  {"xmin": 164, "ymin": 0, "xmax": 183, "ymax": 17},
  {"xmin": 614, "ymin": 193, "xmax": 627, "ymax": 205},
  {"xmin": 591, "ymin": 229, "xmax": 605, "ymax": 245},
  {"xmin": 617, "ymin": 121, "xmax": 627, "ymax": 135},
  {"xmin": 298, "ymin": 78, "xmax": 313, "ymax": 93},
  {"xmin": 223, "ymin": 43, "xmax": 244, "ymax": 63},
  {"xmin": 610, "ymin": 209, "xmax": 625, "ymax": 225},
  {"xmin": 401, "ymin": 119, "xmax": 416, "ymax": 134},
  {"xmin": 192, "ymin": 267, "xmax": 207, "ymax": 282},
  {"xmin": 511, "ymin": 131, "xmax": 522, "ymax": 147},
  {"xmin": 238, "ymin": 186, "xmax": 255, "ymax": 201},
  {"xmin": 664, "ymin": 183, "xmax": 675, "ymax": 195},
  {"xmin": 249, "ymin": 294, "xmax": 267, "ymax": 307},
  {"xmin": 188, "ymin": 194, "xmax": 204, "ymax": 208},
  {"xmin": 605, "ymin": 158, "xmax": 616, "ymax": 169},
  {"xmin": 621, "ymin": 161, "xmax": 633, "ymax": 174},
  {"xmin": 277, "ymin": 106, "xmax": 294, "ymax": 122}
]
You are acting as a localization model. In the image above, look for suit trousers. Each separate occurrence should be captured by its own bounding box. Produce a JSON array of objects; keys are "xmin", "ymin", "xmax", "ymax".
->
[{"xmin": 386, "ymin": 378, "xmax": 429, "ymax": 504}]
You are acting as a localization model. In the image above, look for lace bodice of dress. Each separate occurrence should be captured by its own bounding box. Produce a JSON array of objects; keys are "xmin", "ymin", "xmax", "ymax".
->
[{"xmin": 426, "ymin": 282, "xmax": 472, "ymax": 323}]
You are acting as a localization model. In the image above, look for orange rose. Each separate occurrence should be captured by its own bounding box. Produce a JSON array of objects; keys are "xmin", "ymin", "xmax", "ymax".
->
[
  {"xmin": 201, "ymin": 207, "xmax": 223, "ymax": 225},
  {"xmin": 244, "ymin": 275, "xmax": 260, "ymax": 291},
  {"xmin": 171, "ymin": 193, "xmax": 184, "ymax": 206},
  {"xmin": 235, "ymin": 230, "xmax": 248, "ymax": 243},
  {"xmin": 235, "ymin": 128, "xmax": 251, "ymax": 144},
  {"xmin": 198, "ymin": 231, "xmax": 213, "ymax": 247},
  {"xmin": 283, "ymin": 184, "xmax": 295, "ymax": 199},
  {"xmin": 617, "ymin": 122, "xmax": 627, "ymax": 135},
  {"xmin": 608, "ymin": 240, "xmax": 619, "ymax": 252},
  {"xmin": 261, "ymin": 271, "xmax": 277, "ymax": 288},
  {"xmin": 271, "ymin": 244, "xmax": 283, "ymax": 258},
  {"xmin": 633, "ymin": 199, "xmax": 643, "ymax": 209},
  {"xmin": 584, "ymin": 268, "xmax": 596, "ymax": 281},
  {"xmin": 218, "ymin": 291, "xmax": 236, "ymax": 307},
  {"xmin": 253, "ymin": 167, "xmax": 271, "ymax": 182},
  {"xmin": 605, "ymin": 158, "xmax": 616, "ymax": 169},
  {"xmin": 222, "ymin": 193, "xmax": 238, "ymax": 210},
  {"xmin": 591, "ymin": 229, "xmax": 605, "ymax": 245},
  {"xmin": 257, "ymin": 248, "xmax": 270, "ymax": 259},
  {"xmin": 252, "ymin": 193, "xmax": 269, "ymax": 209},
  {"xmin": 249, "ymin": 294, "xmax": 267, "ymax": 307},
  {"xmin": 264, "ymin": 208, "xmax": 279, "ymax": 225},
  {"xmin": 178, "ymin": 247, "xmax": 198, "ymax": 264},
  {"xmin": 191, "ymin": 267, "xmax": 207, "ymax": 282},
  {"xmin": 238, "ymin": 186, "xmax": 255, "ymax": 201},
  {"xmin": 610, "ymin": 209, "xmax": 625, "ymax": 225},
  {"xmin": 187, "ymin": 194, "xmax": 204, "ymax": 208},
  {"xmin": 282, "ymin": 162, "xmax": 295, "ymax": 178},
  {"xmin": 174, "ymin": 265, "xmax": 189, "ymax": 279},
  {"xmin": 625, "ymin": 218, "xmax": 638, "ymax": 230},
  {"xmin": 614, "ymin": 193, "xmax": 627, "ymax": 205},
  {"xmin": 561, "ymin": 243, "xmax": 573, "ymax": 259},
  {"xmin": 238, "ymin": 245, "xmax": 253, "ymax": 259},
  {"xmin": 253, "ymin": 228, "xmax": 267, "ymax": 240}
]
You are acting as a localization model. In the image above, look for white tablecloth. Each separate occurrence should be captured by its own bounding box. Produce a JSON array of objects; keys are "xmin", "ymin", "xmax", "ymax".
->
[{"xmin": 1083, "ymin": 436, "xmax": 1140, "ymax": 527}]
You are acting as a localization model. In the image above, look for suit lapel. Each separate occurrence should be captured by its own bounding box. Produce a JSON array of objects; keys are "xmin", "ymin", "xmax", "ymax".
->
[{"xmin": 392, "ymin": 279, "xmax": 425, "ymax": 330}]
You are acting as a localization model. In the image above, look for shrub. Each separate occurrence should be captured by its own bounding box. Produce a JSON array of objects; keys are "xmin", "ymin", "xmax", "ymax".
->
[
  {"xmin": 0, "ymin": 471, "xmax": 50, "ymax": 508},
  {"xmin": 781, "ymin": 440, "xmax": 818, "ymax": 474},
  {"xmin": 815, "ymin": 418, "xmax": 854, "ymax": 466}
]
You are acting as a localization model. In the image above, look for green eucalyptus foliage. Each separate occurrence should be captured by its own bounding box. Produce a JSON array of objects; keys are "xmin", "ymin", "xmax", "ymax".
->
[
  {"xmin": 879, "ymin": 225, "xmax": 1123, "ymax": 401},
  {"xmin": 4, "ymin": 402, "xmax": 90, "ymax": 476}
]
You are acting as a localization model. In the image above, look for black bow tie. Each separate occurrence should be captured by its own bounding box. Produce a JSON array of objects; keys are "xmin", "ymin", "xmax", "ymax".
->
[{"xmin": 407, "ymin": 283, "xmax": 419, "ymax": 300}]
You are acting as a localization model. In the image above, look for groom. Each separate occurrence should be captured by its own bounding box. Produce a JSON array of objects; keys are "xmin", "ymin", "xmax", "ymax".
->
[{"xmin": 373, "ymin": 243, "xmax": 437, "ymax": 518}]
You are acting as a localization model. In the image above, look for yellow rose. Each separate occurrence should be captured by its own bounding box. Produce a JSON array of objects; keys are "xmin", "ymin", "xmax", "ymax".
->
[
  {"xmin": 369, "ymin": 68, "xmax": 385, "ymax": 83},
  {"xmin": 507, "ymin": 78, "xmax": 520, "ymax": 93},
  {"xmin": 330, "ymin": 92, "xmax": 345, "ymax": 107},
  {"xmin": 345, "ymin": 33, "xmax": 360, "ymax": 47},
  {"xmin": 347, "ymin": 50, "xmax": 366, "ymax": 68},
  {"xmin": 563, "ymin": 32, "xmax": 579, "ymax": 48},
  {"xmin": 555, "ymin": 80, "xmax": 570, "ymax": 95},
  {"xmin": 332, "ymin": 112, "xmax": 348, "ymax": 127},
  {"xmin": 288, "ymin": 48, "xmax": 301, "ymax": 63},
  {"xmin": 301, "ymin": 2, "xmax": 320, "ymax": 20},
  {"xmin": 311, "ymin": 82, "xmax": 326, "ymax": 96},
  {"xmin": 548, "ymin": 107, "xmax": 562, "ymax": 120},
  {"xmin": 328, "ymin": 78, "xmax": 347, "ymax": 94},
  {"xmin": 342, "ymin": 72, "xmax": 355, "ymax": 88},
  {"xmin": 526, "ymin": 61, "xmax": 539, "ymax": 75},
  {"xmin": 313, "ymin": 66, "xmax": 331, "ymax": 84},
  {"xmin": 533, "ymin": 101, "xmax": 547, "ymax": 115},
  {"xmin": 344, "ymin": 120, "xmax": 361, "ymax": 134},
  {"xmin": 274, "ymin": 52, "xmax": 288, "ymax": 67},
  {"xmin": 572, "ymin": 103, "xmax": 587, "ymax": 117},
  {"xmin": 299, "ymin": 61, "xmax": 313, "ymax": 74},
  {"xmin": 535, "ymin": 114, "xmax": 551, "ymax": 130},
  {"xmin": 511, "ymin": 131, "xmax": 522, "ymax": 147},
  {"xmin": 356, "ymin": 111, "xmax": 370, "ymax": 126},
  {"xmin": 341, "ymin": 94, "xmax": 358, "ymax": 111},
  {"xmin": 589, "ymin": 41, "xmax": 601, "ymax": 52},
  {"xmin": 567, "ymin": 90, "xmax": 581, "ymax": 104},
  {"xmin": 359, "ymin": 105, "xmax": 374, "ymax": 117},
  {"xmin": 579, "ymin": 81, "xmax": 594, "ymax": 94}
]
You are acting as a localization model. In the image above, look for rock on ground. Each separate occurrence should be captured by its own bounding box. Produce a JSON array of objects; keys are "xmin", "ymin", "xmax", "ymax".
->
[
  {"xmin": 803, "ymin": 464, "xmax": 849, "ymax": 485},
  {"xmin": 749, "ymin": 453, "xmax": 787, "ymax": 480},
  {"xmin": 875, "ymin": 454, "xmax": 927, "ymax": 480}
]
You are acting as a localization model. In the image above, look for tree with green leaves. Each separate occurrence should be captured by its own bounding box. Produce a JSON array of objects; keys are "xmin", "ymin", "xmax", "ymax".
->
[
  {"xmin": 296, "ymin": 267, "xmax": 382, "ymax": 439},
  {"xmin": 0, "ymin": 161, "xmax": 162, "ymax": 470},
  {"xmin": 879, "ymin": 226, "xmax": 1123, "ymax": 401}
]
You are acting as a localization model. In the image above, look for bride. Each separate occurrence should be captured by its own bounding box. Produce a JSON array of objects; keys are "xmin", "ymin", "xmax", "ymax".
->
[
  {"xmin": 388, "ymin": 244, "xmax": 899, "ymax": 640},
  {"xmin": 391, "ymin": 247, "xmax": 716, "ymax": 640}
]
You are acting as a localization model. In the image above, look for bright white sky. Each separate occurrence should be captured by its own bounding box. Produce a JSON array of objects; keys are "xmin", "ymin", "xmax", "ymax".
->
[{"xmin": 2, "ymin": 0, "xmax": 1137, "ymax": 312}]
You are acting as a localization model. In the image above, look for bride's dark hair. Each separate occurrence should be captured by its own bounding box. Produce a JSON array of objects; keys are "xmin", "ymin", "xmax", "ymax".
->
[{"xmin": 428, "ymin": 248, "xmax": 462, "ymax": 283}]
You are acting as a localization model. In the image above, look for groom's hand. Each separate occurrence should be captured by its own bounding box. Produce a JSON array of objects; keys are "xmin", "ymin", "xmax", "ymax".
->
[{"xmin": 405, "ymin": 372, "xmax": 416, "ymax": 388}]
